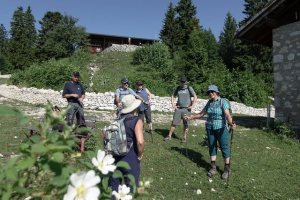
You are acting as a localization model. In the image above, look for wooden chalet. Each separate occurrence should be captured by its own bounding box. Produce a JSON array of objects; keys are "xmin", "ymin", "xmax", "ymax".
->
[{"xmin": 88, "ymin": 33, "xmax": 158, "ymax": 53}]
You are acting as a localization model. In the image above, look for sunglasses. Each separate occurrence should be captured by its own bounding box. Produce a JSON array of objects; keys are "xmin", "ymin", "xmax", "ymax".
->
[
  {"xmin": 207, "ymin": 90, "xmax": 215, "ymax": 94},
  {"xmin": 123, "ymin": 82, "xmax": 129, "ymax": 85}
]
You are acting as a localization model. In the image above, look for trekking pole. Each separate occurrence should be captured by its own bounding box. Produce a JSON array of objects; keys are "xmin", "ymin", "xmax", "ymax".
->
[
  {"xmin": 150, "ymin": 129, "xmax": 154, "ymax": 143},
  {"xmin": 226, "ymin": 125, "xmax": 234, "ymax": 187}
]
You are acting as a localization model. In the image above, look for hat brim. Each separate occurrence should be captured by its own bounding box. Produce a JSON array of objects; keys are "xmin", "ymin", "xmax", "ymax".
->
[{"xmin": 121, "ymin": 99, "xmax": 142, "ymax": 114}]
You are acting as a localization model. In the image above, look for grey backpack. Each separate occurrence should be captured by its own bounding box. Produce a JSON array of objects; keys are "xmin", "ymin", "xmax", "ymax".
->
[{"xmin": 103, "ymin": 117, "xmax": 132, "ymax": 156}]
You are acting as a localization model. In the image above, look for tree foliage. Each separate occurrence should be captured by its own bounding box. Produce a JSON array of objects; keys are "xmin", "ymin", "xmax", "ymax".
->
[
  {"xmin": 159, "ymin": 3, "xmax": 178, "ymax": 55},
  {"xmin": 219, "ymin": 12, "xmax": 238, "ymax": 70},
  {"xmin": 240, "ymin": 0, "xmax": 271, "ymax": 26},
  {"xmin": 6, "ymin": 6, "xmax": 37, "ymax": 70},
  {"xmin": 37, "ymin": 13, "xmax": 88, "ymax": 60}
]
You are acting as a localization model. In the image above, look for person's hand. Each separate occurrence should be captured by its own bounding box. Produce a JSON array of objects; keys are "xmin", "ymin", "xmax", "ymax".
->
[
  {"xmin": 183, "ymin": 114, "xmax": 192, "ymax": 121},
  {"xmin": 172, "ymin": 105, "xmax": 178, "ymax": 110},
  {"xmin": 117, "ymin": 102, "xmax": 122, "ymax": 108},
  {"xmin": 231, "ymin": 122, "xmax": 237, "ymax": 129},
  {"xmin": 73, "ymin": 94, "xmax": 79, "ymax": 98}
]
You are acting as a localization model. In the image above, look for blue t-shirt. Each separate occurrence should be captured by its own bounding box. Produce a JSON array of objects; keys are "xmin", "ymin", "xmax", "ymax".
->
[{"xmin": 62, "ymin": 81, "xmax": 85, "ymax": 103}]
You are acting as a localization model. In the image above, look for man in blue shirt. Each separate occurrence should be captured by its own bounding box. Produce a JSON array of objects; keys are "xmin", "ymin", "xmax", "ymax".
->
[{"xmin": 62, "ymin": 71, "xmax": 86, "ymax": 127}]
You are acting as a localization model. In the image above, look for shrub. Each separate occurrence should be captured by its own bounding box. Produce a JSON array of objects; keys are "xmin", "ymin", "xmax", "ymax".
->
[
  {"xmin": 11, "ymin": 50, "xmax": 91, "ymax": 91},
  {"xmin": 132, "ymin": 43, "xmax": 170, "ymax": 69},
  {"xmin": 271, "ymin": 120, "xmax": 296, "ymax": 139}
]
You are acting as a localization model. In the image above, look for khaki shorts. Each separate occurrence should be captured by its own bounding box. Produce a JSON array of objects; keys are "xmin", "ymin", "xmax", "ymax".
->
[{"xmin": 172, "ymin": 108, "xmax": 190, "ymax": 127}]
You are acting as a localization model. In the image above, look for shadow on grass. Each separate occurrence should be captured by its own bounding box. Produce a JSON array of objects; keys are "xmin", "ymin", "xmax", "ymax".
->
[
  {"xmin": 154, "ymin": 128, "xmax": 181, "ymax": 140},
  {"xmin": 170, "ymin": 147, "xmax": 210, "ymax": 170},
  {"xmin": 233, "ymin": 115, "xmax": 274, "ymax": 129}
]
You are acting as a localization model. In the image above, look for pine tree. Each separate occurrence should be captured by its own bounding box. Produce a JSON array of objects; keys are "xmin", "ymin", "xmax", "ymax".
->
[
  {"xmin": 37, "ymin": 11, "xmax": 63, "ymax": 61},
  {"xmin": 6, "ymin": 6, "xmax": 37, "ymax": 70},
  {"xmin": 240, "ymin": 0, "xmax": 270, "ymax": 26},
  {"xmin": 175, "ymin": 0, "xmax": 200, "ymax": 51},
  {"xmin": 159, "ymin": 2, "xmax": 177, "ymax": 55},
  {"xmin": 0, "ymin": 24, "xmax": 7, "ymax": 52},
  {"xmin": 37, "ymin": 13, "xmax": 88, "ymax": 60},
  {"xmin": 219, "ymin": 12, "xmax": 238, "ymax": 70},
  {"xmin": 202, "ymin": 28, "xmax": 219, "ymax": 62}
]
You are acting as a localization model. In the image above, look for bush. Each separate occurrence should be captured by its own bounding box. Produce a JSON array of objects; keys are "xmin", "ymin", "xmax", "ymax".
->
[
  {"xmin": 271, "ymin": 120, "xmax": 296, "ymax": 139},
  {"xmin": 132, "ymin": 43, "xmax": 170, "ymax": 69},
  {"xmin": 11, "ymin": 50, "xmax": 91, "ymax": 91}
]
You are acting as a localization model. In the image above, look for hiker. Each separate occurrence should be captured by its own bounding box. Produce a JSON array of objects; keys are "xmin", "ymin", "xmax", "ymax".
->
[
  {"xmin": 135, "ymin": 80, "xmax": 153, "ymax": 131},
  {"xmin": 114, "ymin": 78, "xmax": 143, "ymax": 117},
  {"xmin": 62, "ymin": 71, "xmax": 86, "ymax": 127},
  {"xmin": 164, "ymin": 76, "xmax": 197, "ymax": 143},
  {"xmin": 109, "ymin": 94, "xmax": 145, "ymax": 192},
  {"xmin": 184, "ymin": 84, "xmax": 236, "ymax": 179}
]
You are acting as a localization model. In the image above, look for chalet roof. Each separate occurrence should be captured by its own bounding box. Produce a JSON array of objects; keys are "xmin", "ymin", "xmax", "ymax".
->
[
  {"xmin": 88, "ymin": 32, "xmax": 158, "ymax": 42},
  {"xmin": 236, "ymin": 0, "xmax": 300, "ymax": 46}
]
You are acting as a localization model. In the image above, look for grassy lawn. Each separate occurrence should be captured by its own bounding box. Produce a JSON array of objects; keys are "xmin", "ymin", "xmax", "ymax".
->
[{"xmin": 0, "ymin": 110, "xmax": 299, "ymax": 199}]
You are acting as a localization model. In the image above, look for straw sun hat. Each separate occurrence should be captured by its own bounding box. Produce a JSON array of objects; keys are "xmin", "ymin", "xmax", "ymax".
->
[{"xmin": 121, "ymin": 95, "xmax": 142, "ymax": 114}]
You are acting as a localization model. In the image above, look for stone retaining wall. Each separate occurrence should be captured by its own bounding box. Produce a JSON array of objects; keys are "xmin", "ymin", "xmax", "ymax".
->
[{"xmin": 0, "ymin": 84, "xmax": 274, "ymax": 117}]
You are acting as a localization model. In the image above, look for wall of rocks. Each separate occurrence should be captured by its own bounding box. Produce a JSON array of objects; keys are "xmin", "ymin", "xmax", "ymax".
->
[
  {"xmin": 0, "ymin": 84, "xmax": 274, "ymax": 117},
  {"xmin": 273, "ymin": 21, "xmax": 300, "ymax": 132}
]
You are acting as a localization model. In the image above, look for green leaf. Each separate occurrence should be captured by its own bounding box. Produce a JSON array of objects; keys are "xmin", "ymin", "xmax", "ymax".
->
[
  {"xmin": 127, "ymin": 174, "xmax": 137, "ymax": 193},
  {"xmin": 112, "ymin": 170, "xmax": 123, "ymax": 179},
  {"xmin": 47, "ymin": 144, "xmax": 71, "ymax": 151},
  {"xmin": 52, "ymin": 152, "xmax": 64, "ymax": 163},
  {"xmin": 31, "ymin": 143, "xmax": 47, "ymax": 154},
  {"xmin": 51, "ymin": 176, "xmax": 68, "ymax": 187},
  {"xmin": 6, "ymin": 167, "xmax": 18, "ymax": 181},
  {"xmin": 102, "ymin": 176, "xmax": 109, "ymax": 190},
  {"xmin": 30, "ymin": 135, "xmax": 41, "ymax": 143},
  {"xmin": 18, "ymin": 157, "xmax": 35, "ymax": 170},
  {"xmin": 116, "ymin": 161, "xmax": 131, "ymax": 170}
]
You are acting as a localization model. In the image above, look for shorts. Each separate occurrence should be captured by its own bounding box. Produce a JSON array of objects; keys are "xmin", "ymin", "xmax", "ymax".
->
[{"xmin": 172, "ymin": 108, "xmax": 190, "ymax": 127}]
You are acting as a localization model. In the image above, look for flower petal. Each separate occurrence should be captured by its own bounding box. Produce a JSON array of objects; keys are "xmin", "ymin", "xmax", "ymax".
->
[
  {"xmin": 84, "ymin": 187, "xmax": 100, "ymax": 200},
  {"xmin": 70, "ymin": 172, "xmax": 85, "ymax": 187},
  {"xmin": 97, "ymin": 150, "xmax": 106, "ymax": 161},
  {"xmin": 83, "ymin": 170, "xmax": 101, "ymax": 188},
  {"xmin": 63, "ymin": 185, "xmax": 76, "ymax": 200}
]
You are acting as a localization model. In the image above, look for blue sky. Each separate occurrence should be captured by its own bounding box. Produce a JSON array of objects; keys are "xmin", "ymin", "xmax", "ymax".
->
[{"xmin": 0, "ymin": 0, "xmax": 245, "ymax": 40}]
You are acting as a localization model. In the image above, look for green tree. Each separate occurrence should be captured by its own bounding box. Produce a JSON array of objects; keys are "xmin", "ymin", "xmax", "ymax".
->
[
  {"xmin": 202, "ymin": 28, "xmax": 219, "ymax": 62},
  {"xmin": 175, "ymin": 0, "xmax": 200, "ymax": 51},
  {"xmin": 0, "ymin": 24, "xmax": 7, "ymax": 52},
  {"xmin": 37, "ymin": 14, "xmax": 88, "ymax": 60},
  {"xmin": 219, "ymin": 12, "xmax": 238, "ymax": 70},
  {"xmin": 6, "ymin": 6, "xmax": 37, "ymax": 70},
  {"xmin": 159, "ymin": 2, "xmax": 178, "ymax": 55},
  {"xmin": 240, "ymin": 0, "xmax": 271, "ymax": 26},
  {"xmin": 37, "ymin": 11, "xmax": 63, "ymax": 61}
]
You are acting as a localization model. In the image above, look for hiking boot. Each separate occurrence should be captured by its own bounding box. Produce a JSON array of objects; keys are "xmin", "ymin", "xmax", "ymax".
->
[
  {"xmin": 221, "ymin": 164, "xmax": 231, "ymax": 180},
  {"xmin": 163, "ymin": 135, "xmax": 171, "ymax": 141},
  {"xmin": 207, "ymin": 164, "xmax": 217, "ymax": 178},
  {"xmin": 181, "ymin": 138, "xmax": 187, "ymax": 143}
]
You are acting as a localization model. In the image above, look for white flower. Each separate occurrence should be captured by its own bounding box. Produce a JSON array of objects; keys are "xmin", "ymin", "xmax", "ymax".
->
[
  {"xmin": 211, "ymin": 188, "xmax": 216, "ymax": 192},
  {"xmin": 144, "ymin": 180, "xmax": 151, "ymax": 188},
  {"xmin": 63, "ymin": 170, "xmax": 101, "ymax": 200},
  {"xmin": 92, "ymin": 150, "xmax": 116, "ymax": 174},
  {"xmin": 196, "ymin": 189, "xmax": 202, "ymax": 194},
  {"xmin": 208, "ymin": 178, "xmax": 213, "ymax": 183},
  {"xmin": 112, "ymin": 184, "xmax": 132, "ymax": 200}
]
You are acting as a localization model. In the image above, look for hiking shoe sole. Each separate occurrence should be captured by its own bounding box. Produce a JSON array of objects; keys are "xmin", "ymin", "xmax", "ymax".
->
[{"xmin": 163, "ymin": 136, "xmax": 171, "ymax": 141}]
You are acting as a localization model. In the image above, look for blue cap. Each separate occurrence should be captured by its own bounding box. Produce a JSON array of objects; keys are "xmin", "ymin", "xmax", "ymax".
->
[{"xmin": 207, "ymin": 85, "xmax": 219, "ymax": 93}]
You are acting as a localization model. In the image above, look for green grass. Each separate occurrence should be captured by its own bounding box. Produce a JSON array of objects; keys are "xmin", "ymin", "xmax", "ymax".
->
[{"xmin": 0, "ymin": 111, "xmax": 299, "ymax": 199}]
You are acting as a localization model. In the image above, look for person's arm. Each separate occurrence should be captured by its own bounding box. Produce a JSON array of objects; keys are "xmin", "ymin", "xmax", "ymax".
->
[
  {"xmin": 134, "ymin": 119, "xmax": 144, "ymax": 159},
  {"xmin": 145, "ymin": 88, "xmax": 152, "ymax": 103},
  {"xmin": 189, "ymin": 87, "xmax": 197, "ymax": 108},
  {"xmin": 129, "ymin": 88, "xmax": 144, "ymax": 102},
  {"xmin": 79, "ymin": 94, "xmax": 85, "ymax": 102},
  {"xmin": 185, "ymin": 108, "xmax": 206, "ymax": 120},
  {"xmin": 171, "ymin": 96, "xmax": 177, "ymax": 109},
  {"xmin": 224, "ymin": 109, "xmax": 236, "ymax": 129}
]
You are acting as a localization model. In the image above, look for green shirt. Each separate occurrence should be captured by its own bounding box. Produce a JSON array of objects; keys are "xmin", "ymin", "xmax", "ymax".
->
[{"xmin": 204, "ymin": 97, "xmax": 230, "ymax": 130}]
